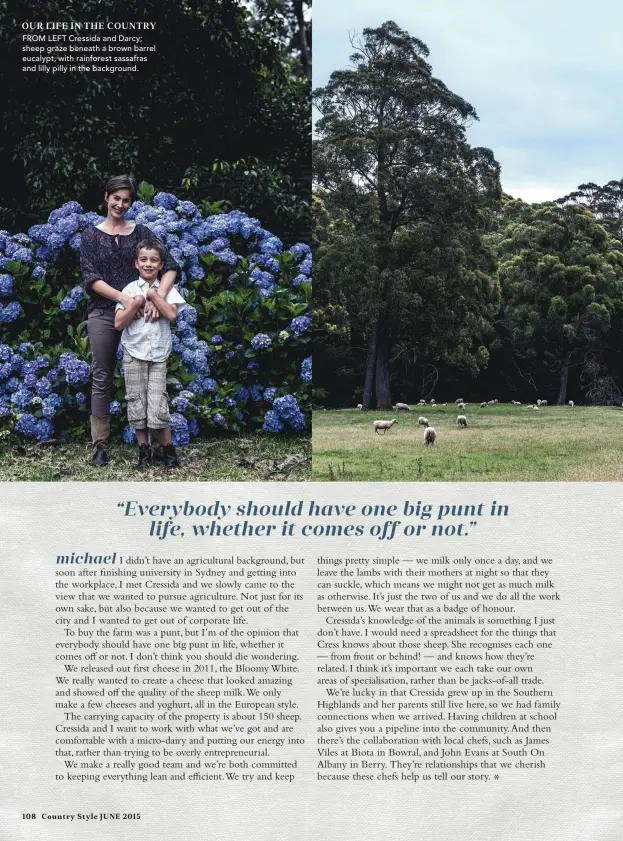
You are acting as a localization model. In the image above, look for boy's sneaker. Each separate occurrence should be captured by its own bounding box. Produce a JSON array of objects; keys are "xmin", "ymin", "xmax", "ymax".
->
[
  {"xmin": 162, "ymin": 444, "xmax": 180, "ymax": 470},
  {"xmin": 136, "ymin": 444, "xmax": 152, "ymax": 470}
]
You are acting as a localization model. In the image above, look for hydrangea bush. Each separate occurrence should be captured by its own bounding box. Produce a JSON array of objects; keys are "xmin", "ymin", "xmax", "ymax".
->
[{"xmin": 0, "ymin": 185, "xmax": 311, "ymax": 446}]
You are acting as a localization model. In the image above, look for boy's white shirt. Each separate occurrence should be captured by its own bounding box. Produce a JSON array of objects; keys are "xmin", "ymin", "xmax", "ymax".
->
[{"xmin": 116, "ymin": 278, "xmax": 187, "ymax": 363}]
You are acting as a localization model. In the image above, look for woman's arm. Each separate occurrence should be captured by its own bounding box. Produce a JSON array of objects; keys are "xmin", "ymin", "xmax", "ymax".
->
[
  {"xmin": 145, "ymin": 287, "xmax": 177, "ymax": 322},
  {"xmin": 91, "ymin": 279, "xmax": 134, "ymax": 308},
  {"xmin": 114, "ymin": 295, "xmax": 145, "ymax": 331}
]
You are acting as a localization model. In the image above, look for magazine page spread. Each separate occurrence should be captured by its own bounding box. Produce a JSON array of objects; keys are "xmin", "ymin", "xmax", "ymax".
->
[
  {"xmin": 1, "ymin": 1, "xmax": 623, "ymax": 840},
  {"xmin": 1, "ymin": 483, "xmax": 621, "ymax": 840}
]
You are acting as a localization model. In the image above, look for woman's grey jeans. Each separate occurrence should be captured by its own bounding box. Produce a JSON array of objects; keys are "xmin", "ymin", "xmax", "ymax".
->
[{"xmin": 86, "ymin": 307, "xmax": 120, "ymax": 418}]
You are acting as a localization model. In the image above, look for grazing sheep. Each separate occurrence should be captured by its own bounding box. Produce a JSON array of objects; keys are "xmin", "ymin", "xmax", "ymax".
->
[
  {"xmin": 356, "ymin": 403, "xmax": 363, "ymax": 410},
  {"xmin": 418, "ymin": 399, "xmax": 426, "ymax": 406},
  {"xmin": 533, "ymin": 405, "xmax": 540, "ymax": 411},
  {"xmin": 430, "ymin": 399, "xmax": 436, "ymax": 405},
  {"xmin": 423, "ymin": 426, "xmax": 436, "ymax": 446},
  {"xmin": 457, "ymin": 415, "xmax": 468, "ymax": 427},
  {"xmin": 394, "ymin": 402, "xmax": 412, "ymax": 412},
  {"xmin": 455, "ymin": 398, "xmax": 464, "ymax": 404},
  {"xmin": 373, "ymin": 419, "xmax": 397, "ymax": 434},
  {"xmin": 480, "ymin": 401, "xmax": 487, "ymax": 408},
  {"xmin": 541, "ymin": 400, "xmax": 547, "ymax": 406},
  {"xmin": 511, "ymin": 400, "xmax": 521, "ymax": 405},
  {"xmin": 525, "ymin": 404, "xmax": 533, "ymax": 409},
  {"xmin": 441, "ymin": 402, "xmax": 447, "ymax": 407},
  {"xmin": 568, "ymin": 400, "xmax": 574, "ymax": 407},
  {"xmin": 536, "ymin": 399, "xmax": 542, "ymax": 406},
  {"xmin": 418, "ymin": 416, "xmax": 429, "ymax": 427},
  {"xmin": 457, "ymin": 402, "xmax": 465, "ymax": 410}
]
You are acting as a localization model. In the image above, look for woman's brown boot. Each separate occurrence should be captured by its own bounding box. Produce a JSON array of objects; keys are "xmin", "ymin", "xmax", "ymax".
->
[{"xmin": 90, "ymin": 415, "xmax": 110, "ymax": 467}]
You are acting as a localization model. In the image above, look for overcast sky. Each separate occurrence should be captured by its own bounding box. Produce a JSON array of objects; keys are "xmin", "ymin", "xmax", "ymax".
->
[{"xmin": 313, "ymin": 0, "xmax": 623, "ymax": 202}]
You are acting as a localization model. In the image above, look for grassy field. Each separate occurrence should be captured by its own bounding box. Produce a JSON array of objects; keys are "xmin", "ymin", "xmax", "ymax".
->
[
  {"xmin": 312, "ymin": 404, "xmax": 623, "ymax": 481},
  {"xmin": 0, "ymin": 435, "xmax": 310, "ymax": 482}
]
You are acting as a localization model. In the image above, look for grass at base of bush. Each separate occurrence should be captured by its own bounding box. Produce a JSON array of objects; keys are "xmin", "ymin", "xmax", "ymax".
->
[{"xmin": 0, "ymin": 434, "xmax": 310, "ymax": 482}]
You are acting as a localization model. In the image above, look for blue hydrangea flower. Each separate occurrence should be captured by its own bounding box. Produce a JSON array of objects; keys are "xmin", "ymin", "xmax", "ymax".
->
[
  {"xmin": 211, "ymin": 334, "xmax": 224, "ymax": 344},
  {"xmin": 17, "ymin": 342, "xmax": 33, "ymax": 356},
  {"xmin": 0, "ymin": 274, "xmax": 14, "ymax": 296},
  {"xmin": 263, "ymin": 410, "xmax": 284, "ymax": 433},
  {"xmin": 273, "ymin": 394, "xmax": 306, "ymax": 430},
  {"xmin": 251, "ymin": 333, "xmax": 271, "ymax": 351},
  {"xmin": 15, "ymin": 413, "xmax": 38, "ymax": 437},
  {"xmin": 35, "ymin": 418, "xmax": 55, "ymax": 441},
  {"xmin": 249, "ymin": 385, "xmax": 263, "ymax": 402},
  {"xmin": 109, "ymin": 401, "xmax": 121, "ymax": 416},
  {"xmin": 290, "ymin": 315, "xmax": 311, "ymax": 336},
  {"xmin": 213, "ymin": 412, "xmax": 226, "ymax": 426},
  {"xmin": 301, "ymin": 356, "xmax": 312, "ymax": 384},
  {"xmin": 173, "ymin": 395, "xmax": 189, "ymax": 412},
  {"xmin": 188, "ymin": 419, "xmax": 199, "ymax": 437},
  {"xmin": 42, "ymin": 393, "xmax": 63, "ymax": 418},
  {"xmin": 247, "ymin": 361, "xmax": 260, "ymax": 372},
  {"xmin": 35, "ymin": 377, "xmax": 52, "ymax": 397},
  {"xmin": 75, "ymin": 392, "xmax": 86, "ymax": 405},
  {"xmin": 122, "ymin": 425, "xmax": 137, "ymax": 445},
  {"xmin": 0, "ymin": 362, "xmax": 11, "ymax": 381},
  {"xmin": 202, "ymin": 378, "xmax": 217, "ymax": 393},
  {"xmin": 154, "ymin": 192, "xmax": 178, "ymax": 210},
  {"xmin": 236, "ymin": 386, "xmax": 249, "ymax": 403},
  {"xmin": 170, "ymin": 412, "xmax": 190, "ymax": 446},
  {"xmin": 0, "ymin": 301, "xmax": 23, "ymax": 323},
  {"xmin": 264, "ymin": 386, "xmax": 277, "ymax": 403},
  {"xmin": 0, "ymin": 344, "xmax": 11, "ymax": 362}
]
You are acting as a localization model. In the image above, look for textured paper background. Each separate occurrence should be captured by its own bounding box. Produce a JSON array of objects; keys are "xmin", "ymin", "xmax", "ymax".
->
[{"xmin": 1, "ymin": 482, "xmax": 621, "ymax": 841}]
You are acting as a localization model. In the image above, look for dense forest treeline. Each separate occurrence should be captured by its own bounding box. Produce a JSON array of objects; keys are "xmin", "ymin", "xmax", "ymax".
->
[{"xmin": 313, "ymin": 21, "xmax": 623, "ymax": 406}]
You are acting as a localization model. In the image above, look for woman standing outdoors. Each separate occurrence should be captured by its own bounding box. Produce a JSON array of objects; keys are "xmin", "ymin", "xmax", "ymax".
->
[{"xmin": 80, "ymin": 175, "xmax": 179, "ymax": 466}]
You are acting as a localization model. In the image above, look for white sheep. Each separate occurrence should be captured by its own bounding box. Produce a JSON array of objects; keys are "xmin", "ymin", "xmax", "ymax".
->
[
  {"xmin": 457, "ymin": 415, "xmax": 468, "ymax": 427},
  {"xmin": 457, "ymin": 402, "xmax": 465, "ymax": 410},
  {"xmin": 536, "ymin": 399, "xmax": 542, "ymax": 406},
  {"xmin": 394, "ymin": 402, "xmax": 412, "ymax": 412},
  {"xmin": 418, "ymin": 416, "xmax": 429, "ymax": 427},
  {"xmin": 418, "ymin": 399, "xmax": 426, "ymax": 405},
  {"xmin": 511, "ymin": 400, "xmax": 521, "ymax": 405},
  {"xmin": 373, "ymin": 419, "xmax": 397, "ymax": 434},
  {"xmin": 441, "ymin": 402, "xmax": 447, "ymax": 407},
  {"xmin": 568, "ymin": 400, "xmax": 574, "ymax": 407},
  {"xmin": 455, "ymin": 398, "xmax": 464, "ymax": 404},
  {"xmin": 533, "ymin": 405, "xmax": 540, "ymax": 411},
  {"xmin": 525, "ymin": 404, "xmax": 534, "ymax": 409},
  {"xmin": 356, "ymin": 403, "xmax": 363, "ymax": 410},
  {"xmin": 430, "ymin": 399, "xmax": 436, "ymax": 405},
  {"xmin": 541, "ymin": 400, "xmax": 548, "ymax": 406},
  {"xmin": 480, "ymin": 401, "xmax": 487, "ymax": 408},
  {"xmin": 423, "ymin": 426, "xmax": 436, "ymax": 446}
]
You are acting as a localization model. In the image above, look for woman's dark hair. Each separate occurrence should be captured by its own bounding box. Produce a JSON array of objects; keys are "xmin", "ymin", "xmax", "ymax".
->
[
  {"xmin": 104, "ymin": 174, "xmax": 137, "ymax": 201},
  {"xmin": 136, "ymin": 238, "xmax": 165, "ymax": 262}
]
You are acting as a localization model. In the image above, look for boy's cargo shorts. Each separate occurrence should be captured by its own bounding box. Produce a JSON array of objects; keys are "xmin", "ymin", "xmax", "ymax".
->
[{"xmin": 123, "ymin": 352, "xmax": 170, "ymax": 430}]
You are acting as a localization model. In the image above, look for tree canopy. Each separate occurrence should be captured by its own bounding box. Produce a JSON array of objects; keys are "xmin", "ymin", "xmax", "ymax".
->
[{"xmin": 313, "ymin": 21, "xmax": 501, "ymax": 408}]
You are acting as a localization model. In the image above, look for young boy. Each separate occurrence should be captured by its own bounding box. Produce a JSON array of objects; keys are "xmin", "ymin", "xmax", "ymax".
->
[{"xmin": 115, "ymin": 238, "xmax": 186, "ymax": 470}]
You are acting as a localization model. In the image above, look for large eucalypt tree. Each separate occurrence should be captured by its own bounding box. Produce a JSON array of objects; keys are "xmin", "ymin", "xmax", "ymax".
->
[{"xmin": 313, "ymin": 21, "xmax": 501, "ymax": 409}]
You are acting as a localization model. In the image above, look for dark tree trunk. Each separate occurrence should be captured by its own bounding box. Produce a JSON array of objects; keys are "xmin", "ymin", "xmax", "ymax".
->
[
  {"xmin": 557, "ymin": 353, "xmax": 571, "ymax": 405},
  {"xmin": 375, "ymin": 314, "xmax": 392, "ymax": 409},
  {"xmin": 291, "ymin": 0, "xmax": 311, "ymax": 81},
  {"xmin": 363, "ymin": 321, "xmax": 378, "ymax": 408}
]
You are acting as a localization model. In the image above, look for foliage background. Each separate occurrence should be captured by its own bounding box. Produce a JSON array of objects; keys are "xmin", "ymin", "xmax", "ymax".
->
[{"xmin": 0, "ymin": 0, "xmax": 311, "ymax": 245}]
